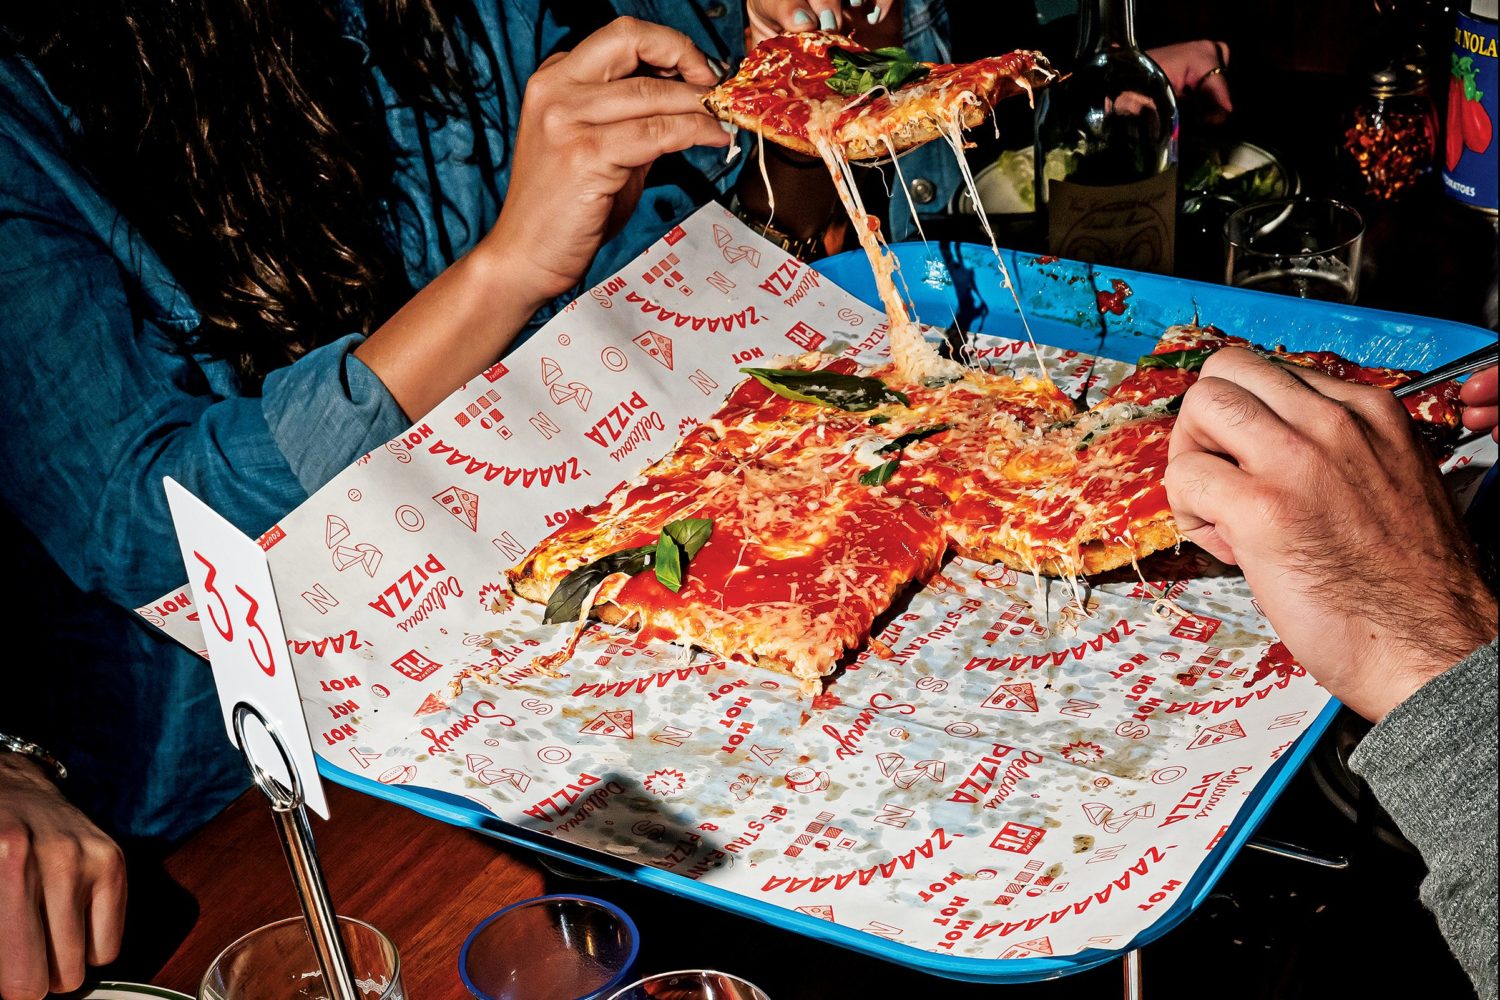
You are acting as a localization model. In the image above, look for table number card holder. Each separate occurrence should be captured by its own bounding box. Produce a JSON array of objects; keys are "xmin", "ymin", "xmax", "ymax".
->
[{"xmin": 164, "ymin": 478, "xmax": 360, "ymax": 1000}]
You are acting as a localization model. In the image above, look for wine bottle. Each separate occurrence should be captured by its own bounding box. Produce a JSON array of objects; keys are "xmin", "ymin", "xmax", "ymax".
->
[{"xmin": 1034, "ymin": 0, "xmax": 1180, "ymax": 271}]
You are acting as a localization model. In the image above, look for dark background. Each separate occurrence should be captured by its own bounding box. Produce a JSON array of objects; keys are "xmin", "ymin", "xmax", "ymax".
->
[{"xmin": 940, "ymin": 0, "xmax": 1500, "ymax": 333}]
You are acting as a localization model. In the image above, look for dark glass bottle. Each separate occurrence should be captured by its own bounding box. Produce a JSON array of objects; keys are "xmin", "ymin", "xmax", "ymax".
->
[{"xmin": 1034, "ymin": 0, "xmax": 1179, "ymax": 271}]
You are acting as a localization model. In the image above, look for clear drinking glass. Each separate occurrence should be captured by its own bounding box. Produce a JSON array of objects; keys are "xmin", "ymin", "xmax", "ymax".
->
[
  {"xmin": 458, "ymin": 895, "xmax": 639, "ymax": 1000},
  {"xmin": 1224, "ymin": 196, "xmax": 1365, "ymax": 304},
  {"xmin": 604, "ymin": 970, "xmax": 772, "ymax": 1000},
  {"xmin": 199, "ymin": 916, "xmax": 403, "ymax": 1000}
]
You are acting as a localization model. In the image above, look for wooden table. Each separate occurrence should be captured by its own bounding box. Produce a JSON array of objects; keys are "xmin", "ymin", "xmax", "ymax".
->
[
  {"xmin": 141, "ymin": 759, "xmax": 1472, "ymax": 1000},
  {"xmin": 151, "ymin": 783, "xmax": 545, "ymax": 999}
]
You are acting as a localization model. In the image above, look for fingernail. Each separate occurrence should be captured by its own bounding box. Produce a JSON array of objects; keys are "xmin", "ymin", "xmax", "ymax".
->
[
  {"xmin": 707, "ymin": 57, "xmax": 730, "ymax": 81},
  {"xmin": 851, "ymin": 0, "xmax": 863, "ymax": 6},
  {"xmin": 867, "ymin": 7, "xmax": 880, "ymax": 23},
  {"xmin": 720, "ymin": 121, "xmax": 739, "ymax": 136},
  {"xmin": 793, "ymin": 9, "xmax": 812, "ymax": 25},
  {"xmin": 818, "ymin": 8, "xmax": 838, "ymax": 30}
]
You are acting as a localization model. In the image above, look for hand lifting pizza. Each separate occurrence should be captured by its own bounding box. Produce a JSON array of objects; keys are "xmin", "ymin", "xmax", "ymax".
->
[{"xmin": 505, "ymin": 33, "xmax": 1467, "ymax": 695}]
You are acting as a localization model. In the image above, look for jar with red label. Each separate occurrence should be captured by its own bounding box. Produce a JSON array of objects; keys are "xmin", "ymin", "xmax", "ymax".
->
[{"xmin": 1342, "ymin": 58, "xmax": 1439, "ymax": 200}]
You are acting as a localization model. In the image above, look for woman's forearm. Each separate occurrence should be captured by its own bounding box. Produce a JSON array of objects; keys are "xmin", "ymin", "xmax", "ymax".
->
[{"xmin": 354, "ymin": 238, "xmax": 545, "ymax": 420}]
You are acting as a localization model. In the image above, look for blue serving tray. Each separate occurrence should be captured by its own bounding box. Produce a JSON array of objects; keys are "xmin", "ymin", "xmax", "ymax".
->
[
  {"xmin": 817, "ymin": 241, "xmax": 1493, "ymax": 371},
  {"xmin": 315, "ymin": 244, "xmax": 1495, "ymax": 985}
]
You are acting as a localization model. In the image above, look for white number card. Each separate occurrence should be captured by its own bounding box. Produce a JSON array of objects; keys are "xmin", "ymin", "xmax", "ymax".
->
[{"xmin": 164, "ymin": 478, "xmax": 329, "ymax": 817}]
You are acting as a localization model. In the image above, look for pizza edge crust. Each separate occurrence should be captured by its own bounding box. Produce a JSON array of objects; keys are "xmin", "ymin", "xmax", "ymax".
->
[
  {"xmin": 703, "ymin": 63, "xmax": 1053, "ymax": 160},
  {"xmin": 509, "ymin": 569, "xmax": 827, "ymax": 695},
  {"xmin": 952, "ymin": 510, "xmax": 1183, "ymax": 577}
]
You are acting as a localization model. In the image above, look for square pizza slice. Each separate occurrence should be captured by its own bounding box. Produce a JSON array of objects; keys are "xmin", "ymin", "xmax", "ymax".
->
[
  {"xmin": 507, "ymin": 361, "xmax": 953, "ymax": 693},
  {"xmin": 704, "ymin": 31, "xmax": 1055, "ymax": 160}
]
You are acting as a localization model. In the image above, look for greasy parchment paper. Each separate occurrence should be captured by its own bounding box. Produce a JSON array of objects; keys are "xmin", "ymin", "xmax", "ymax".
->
[{"xmin": 142, "ymin": 204, "xmax": 1495, "ymax": 964}]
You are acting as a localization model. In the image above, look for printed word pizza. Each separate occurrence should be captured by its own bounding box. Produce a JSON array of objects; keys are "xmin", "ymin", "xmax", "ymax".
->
[{"xmin": 508, "ymin": 325, "xmax": 1463, "ymax": 694}]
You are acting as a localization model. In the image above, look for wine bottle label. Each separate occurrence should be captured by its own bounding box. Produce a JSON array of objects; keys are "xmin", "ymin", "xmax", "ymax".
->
[{"xmin": 1047, "ymin": 166, "xmax": 1178, "ymax": 271}]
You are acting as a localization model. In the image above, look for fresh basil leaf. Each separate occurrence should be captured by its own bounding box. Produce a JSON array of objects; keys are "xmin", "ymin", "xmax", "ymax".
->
[
  {"xmin": 654, "ymin": 532, "xmax": 684, "ymax": 593},
  {"xmin": 867, "ymin": 414, "xmax": 891, "ymax": 425},
  {"xmin": 663, "ymin": 517, "xmax": 714, "ymax": 559},
  {"xmin": 876, "ymin": 423, "xmax": 952, "ymax": 455},
  {"xmin": 827, "ymin": 46, "xmax": 929, "ymax": 97},
  {"xmin": 1136, "ymin": 349, "xmax": 1214, "ymax": 372},
  {"xmin": 741, "ymin": 367, "xmax": 910, "ymax": 411},
  {"xmin": 859, "ymin": 458, "xmax": 900, "ymax": 486},
  {"xmin": 827, "ymin": 66, "xmax": 878, "ymax": 96},
  {"xmin": 543, "ymin": 545, "xmax": 654, "ymax": 624},
  {"xmin": 835, "ymin": 46, "xmax": 911, "ymax": 68},
  {"xmin": 882, "ymin": 61, "xmax": 929, "ymax": 90},
  {"xmin": 653, "ymin": 517, "xmax": 714, "ymax": 593}
]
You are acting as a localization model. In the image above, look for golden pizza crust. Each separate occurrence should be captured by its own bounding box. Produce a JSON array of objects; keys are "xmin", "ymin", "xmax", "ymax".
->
[
  {"xmin": 953, "ymin": 509, "xmax": 1182, "ymax": 578},
  {"xmin": 704, "ymin": 87, "xmax": 1000, "ymax": 161},
  {"xmin": 509, "ymin": 572, "xmax": 825, "ymax": 696},
  {"xmin": 506, "ymin": 562, "xmax": 552, "ymax": 606}
]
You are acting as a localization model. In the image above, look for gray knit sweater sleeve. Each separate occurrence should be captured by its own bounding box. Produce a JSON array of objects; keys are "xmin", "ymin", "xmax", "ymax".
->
[{"xmin": 1350, "ymin": 639, "xmax": 1499, "ymax": 1000}]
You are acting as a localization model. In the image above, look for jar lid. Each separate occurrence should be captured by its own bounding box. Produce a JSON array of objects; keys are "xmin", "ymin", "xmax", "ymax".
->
[{"xmin": 1366, "ymin": 56, "xmax": 1429, "ymax": 97}]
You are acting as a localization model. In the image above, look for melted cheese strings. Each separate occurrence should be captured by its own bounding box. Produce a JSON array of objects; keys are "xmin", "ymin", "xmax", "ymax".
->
[
  {"xmin": 756, "ymin": 128, "xmax": 776, "ymax": 229},
  {"xmin": 939, "ymin": 102, "xmax": 1055, "ymax": 388}
]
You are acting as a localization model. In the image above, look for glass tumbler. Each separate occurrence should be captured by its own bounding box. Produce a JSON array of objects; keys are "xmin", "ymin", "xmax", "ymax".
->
[
  {"xmin": 1224, "ymin": 196, "xmax": 1365, "ymax": 304},
  {"xmin": 199, "ymin": 916, "xmax": 403, "ymax": 1000},
  {"xmin": 459, "ymin": 895, "xmax": 639, "ymax": 1000},
  {"xmin": 605, "ymin": 970, "xmax": 772, "ymax": 1000}
]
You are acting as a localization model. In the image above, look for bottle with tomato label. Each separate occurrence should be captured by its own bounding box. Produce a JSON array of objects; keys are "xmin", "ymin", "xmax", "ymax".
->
[{"xmin": 1443, "ymin": 0, "xmax": 1498, "ymax": 212}]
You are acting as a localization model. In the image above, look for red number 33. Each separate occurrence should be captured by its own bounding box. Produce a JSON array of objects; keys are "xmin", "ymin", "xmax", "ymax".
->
[{"xmin": 193, "ymin": 551, "xmax": 278, "ymax": 678}]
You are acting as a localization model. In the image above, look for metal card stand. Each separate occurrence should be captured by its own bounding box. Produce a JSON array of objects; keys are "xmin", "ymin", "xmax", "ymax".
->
[
  {"xmin": 234, "ymin": 703, "xmax": 360, "ymax": 1000},
  {"xmin": 1122, "ymin": 950, "xmax": 1142, "ymax": 1000}
]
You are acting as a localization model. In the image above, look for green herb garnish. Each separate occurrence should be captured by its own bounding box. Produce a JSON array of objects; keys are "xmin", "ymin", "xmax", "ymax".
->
[
  {"xmin": 859, "ymin": 458, "xmax": 901, "ymax": 486},
  {"xmin": 876, "ymin": 423, "xmax": 952, "ymax": 455},
  {"xmin": 544, "ymin": 517, "xmax": 715, "ymax": 618},
  {"xmin": 544, "ymin": 546, "xmax": 654, "ymax": 624},
  {"xmin": 826, "ymin": 46, "xmax": 930, "ymax": 97},
  {"xmin": 654, "ymin": 518, "xmax": 713, "ymax": 593},
  {"xmin": 867, "ymin": 414, "xmax": 892, "ymax": 425},
  {"xmin": 741, "ymin": 367, "xmax": 910, "ymax": 411},
  {"xmin": 1136, "ymin": 348, "xmax": 1214, "ymax": 372}
]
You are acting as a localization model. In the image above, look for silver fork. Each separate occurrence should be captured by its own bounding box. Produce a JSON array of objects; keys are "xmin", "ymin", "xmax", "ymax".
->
[{"xmin": 1392, "ymin": 342, "xmax": 1499, "ymax": 398}]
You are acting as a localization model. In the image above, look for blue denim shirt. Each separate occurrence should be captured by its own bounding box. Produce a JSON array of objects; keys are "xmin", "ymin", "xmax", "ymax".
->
[
  {"xmin": 0, "ymin": 0, "xmax": 948, "ymax": 843},
  {"xmin": 0, "ymin": 0, "xmax": 748, "ymax": 842}
]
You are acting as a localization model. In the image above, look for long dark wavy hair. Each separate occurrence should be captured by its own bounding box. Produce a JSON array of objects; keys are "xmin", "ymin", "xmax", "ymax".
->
[{"xmin": 1, "ymin": 2, "xmax": 500, "ymax": 384}]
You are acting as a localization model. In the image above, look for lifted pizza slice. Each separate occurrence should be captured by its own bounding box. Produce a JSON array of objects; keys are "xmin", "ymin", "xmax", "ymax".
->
[{"xmin": 704, "ymin": 32, "xmax": 1055, "ymax": 160}]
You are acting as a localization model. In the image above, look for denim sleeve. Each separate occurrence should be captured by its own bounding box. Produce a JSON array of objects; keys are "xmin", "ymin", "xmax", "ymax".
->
[
  {"xmin": 262, "ymin": 336, "xmax": 410, "ymax": 493},
  {"xmin": 0, "ymin": 209, "xmax": 407, "ymax": 609}
]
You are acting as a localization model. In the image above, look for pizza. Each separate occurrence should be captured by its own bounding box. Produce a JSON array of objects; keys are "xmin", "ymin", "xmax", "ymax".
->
[
  {"xmin": 1107, "ymin": 324, "xmax": 1465, "ymax": 448},
  {"xmin": 508, "ymin": 327, "xmax": 1466, "ymax": 692},
  {"xmin": 706, "ymin": 32, "xmax": 1056, "ymax": 387},
  {"xmin": 703, "ymin": 32, "xmax": 1055, "ymax": 161},
  {"xmin": 508, "ymin": 357, "xmax": 954, "ymax": 693}
]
